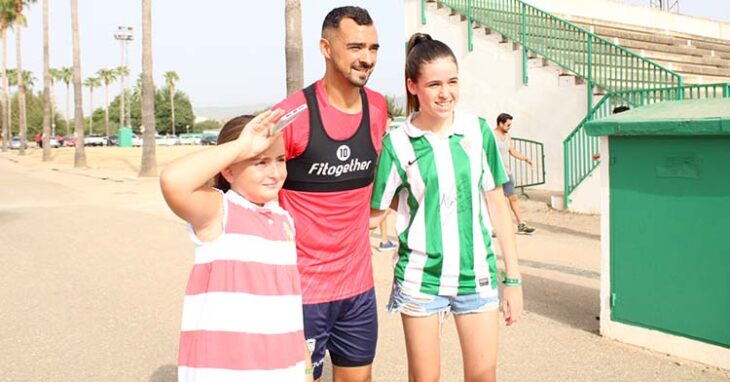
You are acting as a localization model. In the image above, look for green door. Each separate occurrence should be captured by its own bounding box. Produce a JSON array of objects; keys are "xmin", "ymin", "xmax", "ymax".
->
[{"xmin": 610, "ymin": 136, "xmax": 730, "ymax": 347}]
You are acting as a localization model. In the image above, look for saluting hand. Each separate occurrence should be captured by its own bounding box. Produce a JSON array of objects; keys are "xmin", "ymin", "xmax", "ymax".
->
[{"xmin": 235, "ymin": 109, "xmax": 286, "ymax": 162}]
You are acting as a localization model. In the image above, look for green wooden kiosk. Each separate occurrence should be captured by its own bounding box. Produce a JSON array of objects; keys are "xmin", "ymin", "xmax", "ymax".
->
[{"xmin": 585, "ymin": 98, "xmax": 730, "ymax": 369}]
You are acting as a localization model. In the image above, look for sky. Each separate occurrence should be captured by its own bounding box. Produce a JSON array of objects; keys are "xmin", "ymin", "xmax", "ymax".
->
[
  {"xmin": 13, "ymin": 1, "xmax": 730, "ymax": 119},
  {"xmin": 18, "ymin": 1, "xmax": 406, "ymax": 117}
]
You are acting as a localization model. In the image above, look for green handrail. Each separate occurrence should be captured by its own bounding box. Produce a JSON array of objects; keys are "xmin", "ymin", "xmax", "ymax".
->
[
  {"xmin": 563, "ymin": 82, "xmax": 730, "ymax": 207},
  {"xmin": 424, "ymin": 1, "xmax": 728, "ymax": 208}
]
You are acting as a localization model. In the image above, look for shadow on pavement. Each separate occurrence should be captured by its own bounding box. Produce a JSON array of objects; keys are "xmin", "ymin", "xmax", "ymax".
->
[
  {"xmin": 149, "ymin": 364, "xmax": 177, "ymax": 382},
  {"xmin": 521, "ymin": 273, "xmax": 600, "ymax": 334}
]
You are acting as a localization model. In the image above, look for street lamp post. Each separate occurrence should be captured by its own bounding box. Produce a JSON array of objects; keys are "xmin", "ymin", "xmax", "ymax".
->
[{"xmin": 114, "ymin": 26, "xmax": 133, "ymax": 131}]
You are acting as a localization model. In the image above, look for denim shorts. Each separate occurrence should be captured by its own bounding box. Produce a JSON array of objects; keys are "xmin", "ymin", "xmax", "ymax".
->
[
  {"xmin": 503, "ymin": 174, "xmax": 517, "ymax": 197},
  {"xmin": 387, "ymin": 279, "xmax": 499, "ymax": 317}
]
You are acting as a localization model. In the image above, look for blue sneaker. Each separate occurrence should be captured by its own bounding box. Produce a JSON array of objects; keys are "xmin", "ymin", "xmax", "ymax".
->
[{"xmin": 378, "ymin": 241, "xmax": 397, "ymax": 251}]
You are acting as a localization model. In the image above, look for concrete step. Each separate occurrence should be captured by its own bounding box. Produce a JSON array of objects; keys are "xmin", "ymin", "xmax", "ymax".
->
[{"xmin": 564, "ymin": 14, "xmax": 730, "ymax": 49}]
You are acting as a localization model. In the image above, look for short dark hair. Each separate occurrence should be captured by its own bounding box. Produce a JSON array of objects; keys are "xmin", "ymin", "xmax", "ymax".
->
[
  {"xmin": 321, "ymin": 6, "xmax": 373, "ymax": 37},
  {"xmin": 497, "ymin": 113, "xmax": 513, "ymax": 125}
]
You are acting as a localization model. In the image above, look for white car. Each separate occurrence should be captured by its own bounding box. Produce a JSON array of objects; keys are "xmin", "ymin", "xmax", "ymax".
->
[
  {"xmin": 131, "ymin": 134, "xmax": 142, "ymax": 147},
  {"xmin": 178, "ymin": 133, "xmax": 202, "ymax": 145},
  {"xmin": 155, "ymin": 134, "xmax": 179, "ymax": 146},
  {"xmin": 84, "ymin": 134, "xmax": 108, "ymax": 146}
]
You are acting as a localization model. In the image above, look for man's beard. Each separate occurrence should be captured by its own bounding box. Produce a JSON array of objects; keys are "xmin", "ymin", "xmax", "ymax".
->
[{"xmin": 346, "ymin": 64, "xmax": 372, "ymax": 87}]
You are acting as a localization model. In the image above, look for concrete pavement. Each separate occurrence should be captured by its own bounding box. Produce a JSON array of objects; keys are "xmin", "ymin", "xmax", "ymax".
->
[{"xmin": 1, "ymin": 149, "xmax": 727, "ymax": 382}]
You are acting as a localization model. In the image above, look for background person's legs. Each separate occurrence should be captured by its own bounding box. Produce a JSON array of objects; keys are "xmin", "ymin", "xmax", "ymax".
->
[
  {"xmin": 503, "ymin": 174, "xmax": 535, "ymax": 234},
  {"xmin": 378, "ymin": 210, "xmax": 396, "ymax": 251}
]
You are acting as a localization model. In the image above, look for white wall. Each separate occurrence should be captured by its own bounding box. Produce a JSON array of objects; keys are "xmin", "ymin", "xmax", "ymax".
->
[
  {"xmin": 406, "ymin": 0, "xmax": 601, "ymax": 212},
  {"xmin": 527, "ymin": 0, "xmax": 730, "ymax": 40}
]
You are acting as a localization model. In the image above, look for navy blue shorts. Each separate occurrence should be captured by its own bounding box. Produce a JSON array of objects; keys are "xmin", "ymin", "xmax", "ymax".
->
[{"xmin": 303, "ymin": 288, "xmax": 378, "ymax": 380}]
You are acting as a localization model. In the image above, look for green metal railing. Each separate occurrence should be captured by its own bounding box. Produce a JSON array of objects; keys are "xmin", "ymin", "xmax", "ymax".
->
[
  {"xmin": 435, "ymin": 0, "xmax": 683, "ymax": 98},
  {"xmin": 563, "ymin": 82, "xmax": 730, "ymax": 207},
  {"xmin": 424, "ymin": 0, "xmax": 683, "ymax": 205},
  {"xmin": 510, "ymin": 137, "xmax": 545, "ymax": 192}
]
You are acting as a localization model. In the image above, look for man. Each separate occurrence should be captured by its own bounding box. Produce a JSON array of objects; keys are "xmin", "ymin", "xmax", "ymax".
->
[
  {"xmin": 494, "ymin": 113, "xmax": 536, "ymax": 234},
  {"xmin": 275, "ymin": 6, "xmax": 387, "ymax": 382}
]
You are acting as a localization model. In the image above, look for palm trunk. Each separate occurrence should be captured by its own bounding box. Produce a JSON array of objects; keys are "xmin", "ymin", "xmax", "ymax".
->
[
  {"xmin": 88, "ymin": 87, "xmax": 93, "ymax": 135},
  {"xmin": 285, "ymin": 0, "xmax": 303, "ymax": 95},
  {"xmin": 42, "ymin": 0, "xmax": 51, "ymax": 161},
  {"xmin": 65, "ymin": 82, "xmax": 70, "ymax": 135},
  {"xmin": 169, "ymin": 86, "xmax": 175, "ymax": 135},
  {"xmin": 71, "ymin": 0, "xmax": 86, "ymax": 167},
  {"xmin": 104, "ymin": 84, "xmax": 109, "ymax": 137},
  {"xmin": 15, "ymin": 8, "xmax": 27, "ymax": 155},
  {"xmin": 50, "ymin": 83, "xmax": 55, "ymax": 136},
  {"xmin": 0, "ymin": 27, "xmax": 7, "ymax": 152},
  {"xmin": 139, "ymin": 0, "xmax": 157, "ymax": 176}
]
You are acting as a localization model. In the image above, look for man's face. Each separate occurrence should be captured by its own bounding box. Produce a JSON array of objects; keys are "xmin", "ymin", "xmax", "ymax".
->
[
  {"xmin": 499, "ymin": 119, "xmax": 513, "ymax": 133},
  {"xmin": 321, "ymin": 18, "xmax": 379, "ymax": 88}
]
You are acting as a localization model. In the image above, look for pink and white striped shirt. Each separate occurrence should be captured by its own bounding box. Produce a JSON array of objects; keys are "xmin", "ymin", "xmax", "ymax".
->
[{"xmin": 178, "ymin": 190, "xmax": 306, "ymax": 382}]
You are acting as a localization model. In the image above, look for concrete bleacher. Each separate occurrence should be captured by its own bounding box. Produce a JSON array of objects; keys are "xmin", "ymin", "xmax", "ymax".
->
[{"xmin": 565, "ymin": 16, "xmax": 730, "ymax": 84}]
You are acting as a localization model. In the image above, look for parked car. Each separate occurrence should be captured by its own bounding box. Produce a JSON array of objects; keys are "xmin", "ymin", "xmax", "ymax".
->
[
  {"xmin": 178, "ymin": 133, "xmax": 202, "ymax": 145},
  {"xmin": 48, "ymin": 137, "xmax": 60, "ymax": 148},
  {"xmin": 155, "ymin": 134, "xmax": 179, "ymax": 146},
  {"xmin": 84, "ymin": 134, "xmax": 108, "ymax": 146},
  {"xmin": 200, "ymin": 133, "xmax": 218, "ymax": 146},
  {"xmin": 9, "ymin": 136, "xmax": 21, "ymax": 149},
  {"xmin": 131, "ymin": 134, "xmax": 142, "ymax": 147},
  {"xmin": 62, "ymin": 136, "xmax": 76, "ymax": 147},
  {"xmin": 107, "ymin": 135, "xmax": 119, "ymax": 146}
]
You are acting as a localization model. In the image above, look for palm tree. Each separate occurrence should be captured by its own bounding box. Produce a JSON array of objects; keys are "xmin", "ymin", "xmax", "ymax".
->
[
  {"xmin": 115, "ymin": 65, "xmax": 129, "ymax": 129},
  {"xmin": 96, "ymin": 67, "xmax": 117, "ymax": 138},
  {"xmin": 41, "ymin": 0, "xmax": 50, "ymax": 160},
  {"xmin": 163, "ymin": 71, "xmax": 178, "ymax": 135},
  {"xmin": 59, "ymin": 66, "xmax": 72, "ymax": 135},
  {"xmin": 83, "ymin": 76, "xmax": 100, "ymax": 135},
  {"xmin": 5, "ymin": 67, "xmax": 14, "ymax": 137},
  {"xmin": 14, "ymin": 0, "xmax": 38, "ymax": 155},
  {"xmin": 139, "ymin": 0, "xmax": 156, "ymax": 176},
  {"xmin": 0, "ymin": 1, "xmax": 16, "ymax": 152},
  {"xmin": 71, "ymin": 0, "xmax": 85, "ymax": 167},
  {"xmin": 285, "ymin": 0, "xmax": 303, "ymax": 95},
  {"xmin": 49, "ymin": 67, "xmax": 63, "ymax": 135}
]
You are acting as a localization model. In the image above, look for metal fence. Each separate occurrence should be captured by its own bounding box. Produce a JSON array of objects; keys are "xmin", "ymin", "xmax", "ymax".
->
[{"xmin": 509, "ymin": 137, "xmax": 545, "ymax": 192}]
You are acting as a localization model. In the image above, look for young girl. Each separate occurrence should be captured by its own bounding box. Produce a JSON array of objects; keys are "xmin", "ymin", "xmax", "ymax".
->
[
  {"xmin": 370, "ymin": 33, "xmax": 524, "ymax": 382},
  {"xmin": 160, "ymin": 111, "xmax": 312, "ymax": 382}
]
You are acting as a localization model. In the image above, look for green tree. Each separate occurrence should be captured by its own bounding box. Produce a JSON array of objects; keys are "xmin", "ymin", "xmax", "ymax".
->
[
  {"xmin": 13, "ymin": 0, "xmax": 38, "ymax": 154},
  {"xmin": 163, "ymin": 71, "xmax": 178, "ymax": 135},
  {"xmin": 0, "ymin": 0, "xmax": 17, "ymax": 152},
  {"xmin": 115, "ymin": 65, "xmax": 129, "ymax": 128},
  {"xmin": 49, "ymin": 67, "xmax": 63, "ymax": 135},
  {"xmin": 157, "ymin": 87, "xmax": 194, "ymax": 135},
  {"xmin": 385, "ymin": 95, "xmax": 404, "ymax": 117},
  {"xmin": 96, "ymin": 67, "xmax": 117, "ymax": 137},
  {"xmin": 83, "ymin": 76, "xmax": 100, "ymax": 135},
  {"xmin": 193, "ymin": 119, "xmax": 221, "ymax": 133},
  {"xmin": 105, "ymin": 86, "xmax": 194, "ymax": 136},
  {"xmin": 59, "ymin": 66, "xmax": 72, "ymax": 135}
]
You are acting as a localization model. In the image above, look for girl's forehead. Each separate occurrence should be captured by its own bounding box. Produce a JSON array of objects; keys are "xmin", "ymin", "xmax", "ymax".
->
[{"xmin": 419, "ymin": 58, "xmax": 458, "ymax": 77}]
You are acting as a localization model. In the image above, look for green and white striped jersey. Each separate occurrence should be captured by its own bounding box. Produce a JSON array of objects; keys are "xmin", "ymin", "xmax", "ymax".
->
[{"xmin": 371, "ymin": 110, "xmax": 508, "ymax": 296}]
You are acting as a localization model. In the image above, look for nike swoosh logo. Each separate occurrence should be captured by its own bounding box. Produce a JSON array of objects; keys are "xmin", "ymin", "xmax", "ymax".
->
[{"xmin": 407, "ymin": 158, "xmax": 418, "ymax": 166}]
